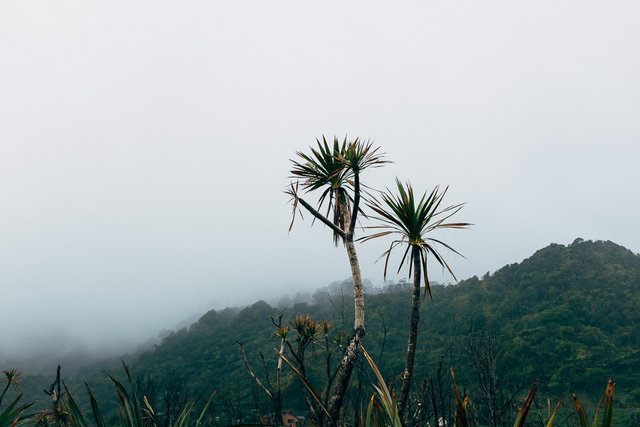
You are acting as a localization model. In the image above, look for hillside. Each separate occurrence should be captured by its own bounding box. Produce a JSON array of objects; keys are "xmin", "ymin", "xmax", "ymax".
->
[
  {"xmin": 8, "ymin": 239, "xmax": 640, "ymax": 423},
  {"xmin": 453, "ymin": 238, "xmax": 640, "ymax": 396},
  {"xmin": 125, "ymin": 239, "xmax": 640, "ymax": 413}
]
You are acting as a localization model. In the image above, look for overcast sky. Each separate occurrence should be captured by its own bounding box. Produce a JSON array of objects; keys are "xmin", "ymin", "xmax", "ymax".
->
[{"xmin": 2, "ymin": 1, "xmax": 639, "ymax": 359}]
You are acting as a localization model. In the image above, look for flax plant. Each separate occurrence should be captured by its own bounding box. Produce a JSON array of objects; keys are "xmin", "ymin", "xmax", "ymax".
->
[
  {"xmin": 0, "ymin": 394, "xmax": 33, "ymax": 427},
  {"xmin": 362, "ymin": 347, "xmax": 402, "ymax": 427},
  {"xmin": 62, "ymin": 361, "xmax": 215, "ymax": 427},
  {"xmin": 573, "ymin": 380, "xmax": 616, "ymax": 427},
  {"xmin": 451, "ymin": 374, "xmax": 553, "ymax": 427}
]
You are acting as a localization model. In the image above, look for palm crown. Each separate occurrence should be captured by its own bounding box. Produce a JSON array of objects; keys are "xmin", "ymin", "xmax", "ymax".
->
[
  {"xmin": 361, "ymin": 178, "xmax": 470, "ymax": 298},
  {"xmin": 288, "ymin": 136, "xmax": 387, "ymax": 244}
]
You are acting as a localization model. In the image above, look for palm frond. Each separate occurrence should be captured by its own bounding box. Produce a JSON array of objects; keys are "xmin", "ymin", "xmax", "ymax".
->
[
  {"xmin": 288, "ymin": 136, "xmax": 351, "ymax": 245},
  {"xmin": 290, "ymin": 136, "xmax": 350, "ymax": 193},
  {"xmin": 288, "ymin": 136, "xmax": 386, "ymax": 246},
  {"xmin": 362, "ymin": 178, "xmax": 469, "ymax": 289},
  {"xmin": 285, "ymin": 181, "xmax": 303, "ymax": 233},
  {"xmin": 338, "ymin": 139, "xmax": 389, "ymax": 173},
  {"xmin": 424, "ymin": 244, "xmax": 458, "ymax": 282}
]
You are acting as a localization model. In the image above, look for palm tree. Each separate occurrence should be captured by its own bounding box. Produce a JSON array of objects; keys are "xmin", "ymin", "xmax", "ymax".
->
[
  {"xmin": 362, "ymin": 178, "xmax": 469, "ymax": 419},
  {"xmin": 287, "ymin": 136, "xmax": 386, "ymax": 424}
]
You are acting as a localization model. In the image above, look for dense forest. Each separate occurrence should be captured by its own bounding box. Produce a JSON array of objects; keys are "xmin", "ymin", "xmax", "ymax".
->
[{"xmin": 5, "ymin": 238, "xmax": 640, "ymax": 425}]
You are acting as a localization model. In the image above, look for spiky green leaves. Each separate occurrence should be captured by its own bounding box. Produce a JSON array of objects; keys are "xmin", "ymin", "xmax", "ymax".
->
[
  {"xmin": 337, "ymin": 138, "xmax": 388, "ymax": 174},
  {"xmin": 288, "ymin": 137, "xmax": 351, "ymax": 246},
  {"xmin": 288, "ymin": 315, "xmax": 331, "ymax": 342},
  {"xmin": 362, "ymin": 347, "xmax": 402, "ymax": 427},
  {"xmin": 573, "ymin": 380, "xmax": 615, "ymax": 427},
  {"xmin": 361, "ymin": 178, "xmax": 469, "ymax": 298},
  {"xmin": 288, "ymin": 136, "xmax": 387, "ymax": 245},
  {"xmin": 0, "ymin": 393, "xmax": 34, "ymax": 426}
]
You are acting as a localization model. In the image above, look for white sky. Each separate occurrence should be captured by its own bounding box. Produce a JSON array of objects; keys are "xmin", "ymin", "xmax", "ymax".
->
[{"xmin": 2, "ymin": 1, "xmax": 639, "ymax": 358}]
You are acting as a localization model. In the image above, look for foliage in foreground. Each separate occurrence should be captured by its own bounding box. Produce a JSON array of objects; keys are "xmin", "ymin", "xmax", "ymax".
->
[
  {"xmin": 0, "ymin": 361, "xmax": 625, "ymax": 427},
  {"xmin": 0, "ymin": 362, "xmax": 215, "ymax": 427},
  {"xmin": 451, "ymin": 376, "xmax": 616, "ymax": 427}
]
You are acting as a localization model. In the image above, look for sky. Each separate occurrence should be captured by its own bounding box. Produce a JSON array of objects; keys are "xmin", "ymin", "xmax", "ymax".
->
[{"xmin": 2, "ymin": 1, "xmax": 639, "ymax": 360}]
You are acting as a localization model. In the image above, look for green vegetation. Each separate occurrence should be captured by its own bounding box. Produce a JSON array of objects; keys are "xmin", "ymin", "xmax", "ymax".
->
[
  {"xmin": 0, "ymin": 362, "xmax": 215, "ymax": 426},
  {"xmin": 361, "ymin": 347, "xmax": 402, "ymax": 427},
  {"xmin": 131, "ymin": 239, "xmax": 640, "ymax": 424},
  {"xmin": 5, "ymin": 239, "xmax": 640, "ymax": 425}
]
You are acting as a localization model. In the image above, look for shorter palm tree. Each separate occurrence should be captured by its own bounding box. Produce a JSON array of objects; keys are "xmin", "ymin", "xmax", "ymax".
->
[{"xmin": 361, "ymin": 178, "xmax": 469, "ymax": 419}]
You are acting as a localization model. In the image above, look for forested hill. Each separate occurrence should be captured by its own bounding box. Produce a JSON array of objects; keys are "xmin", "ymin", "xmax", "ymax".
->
[
  {"xmin": 439, "ymin": 238, "xmax": 640, "ymax": 396},
  {"xmin": 13, "ymin": 239, "xmax": 640, "ymax": 421},
  {"xmin": 122, "ymin": 238, "xmax": 640, "ymax": 415}
]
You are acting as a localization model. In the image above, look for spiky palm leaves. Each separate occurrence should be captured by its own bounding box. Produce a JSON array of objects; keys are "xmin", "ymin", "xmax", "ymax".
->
[
  {"xmin": 289, "ymin": 137, "xmax": 351, "ymax": 245},
  {"xmin": 362, "ymin": 178, "xmax": 469, "ymax": 419},
  {"xmin": 363, "ymin": 178, "xmax": 469, "ymax": 298},
  {"xmin": 288, "ymin": 135, "xmax": 386, "ymax": 244}
]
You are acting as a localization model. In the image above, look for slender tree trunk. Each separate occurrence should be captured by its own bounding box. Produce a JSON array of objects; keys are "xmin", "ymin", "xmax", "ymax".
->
[
  {"xmin": 274, "ymin": 338, "xmax": 284, "ymax": 426},
  {"xmin": 347, "ymin": 238, "xmax": 365, "ymax": 330},
  {"xmin": 346, "ymin": 173, "xmax": 365, "ymax": 332},
  {"xmin": 323, "ymin": 191, "xmax": 366, "ymax": 425},
  {"xmin": 324, "ymin": 326, "xmax": 364, "ymax": 424},
  {"xmin": 398, "ymin": 246, "xmax": 422, "ymax": 419}
]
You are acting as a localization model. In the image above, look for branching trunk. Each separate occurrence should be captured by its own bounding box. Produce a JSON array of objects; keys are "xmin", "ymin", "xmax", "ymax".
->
[
  {"xmin": 291, "ymin": 166, "xmax": 368, "ymax": 425},
  {"xmin": 322, "ymin": 186, "xmax": 366, "ymax": 425},
  {"xmin": 398, "ymin": 246, "xmax": 422, "ymax": 418},
  {"xmin": 323, "ymin": 326, "xmax": 364, "ymax": 424}
]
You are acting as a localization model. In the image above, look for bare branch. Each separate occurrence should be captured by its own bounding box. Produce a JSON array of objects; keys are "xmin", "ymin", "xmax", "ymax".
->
[
  {"xmin": 297, "ymin": 197, "xmax": 346, "ymax": 240},
  {"xmin": 237, "ymin": 341, "xmax": 272, "ymax": 399},
  {"xmin": 260, "ymin": 352, "xmax": 274, "ymax": 391},
  {"xmin": 278, "ymin": 352, "xmax": 332, "ymax": 421}
]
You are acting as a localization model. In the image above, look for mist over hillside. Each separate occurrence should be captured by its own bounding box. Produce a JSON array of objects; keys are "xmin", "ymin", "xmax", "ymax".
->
[
  {"xmin": 7, "ymin": 238, "xmax": 640, "ymax": 425},
  {"xmin": 0, "ymin": 313, "xmax": 195, "ymax": 375},
  {"xmin": 1, "ymin": 275, "xmax": 389, "ymax": 374},
  {"xmin": 6, "ymin": 238, "xmax": 638, "ymax": 382},
  {"xmin": 2, "ymin": 274, "xmax": 406, "ymax": 376}
]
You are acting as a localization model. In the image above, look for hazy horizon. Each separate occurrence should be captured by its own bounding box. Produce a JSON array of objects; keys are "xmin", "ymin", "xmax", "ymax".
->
[
  {"xmin": 0, "ymin": 237, "xmax": 633, "ymax": 366},
  {"xmin": 2, "ymin": 1, "xmax": 640, "ymax": 362}
]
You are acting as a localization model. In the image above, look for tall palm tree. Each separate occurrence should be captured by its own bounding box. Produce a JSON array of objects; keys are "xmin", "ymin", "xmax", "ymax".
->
[
  {"xmin": 362, "ymin": 178, "xmax": 469, "ymax": 419},
  {"xmin": 287, "ymin": 136, "xmax": 386, "ymax": 424}
]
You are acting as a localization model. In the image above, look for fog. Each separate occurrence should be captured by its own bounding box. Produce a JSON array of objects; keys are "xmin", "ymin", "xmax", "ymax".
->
[{"xmin": 2, "ymin": 1, "xmax": 640, "ymax": 363}]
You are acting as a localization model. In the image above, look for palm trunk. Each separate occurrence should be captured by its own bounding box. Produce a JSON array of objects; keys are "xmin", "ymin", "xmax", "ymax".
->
[
  {"xmin": 347, "ymin": 173, "xmax": 365, "ymax": 332},
  {"xmin": 398, "ymin": 245, "xmax": 422, "ymax": 419},
  {"xmin": 323, "ymin": 190, "xmax": 366, "ymax": 425},
  {"xmin": 347, "ymin": 239, "xmax": 365, "ymax": 330}
]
